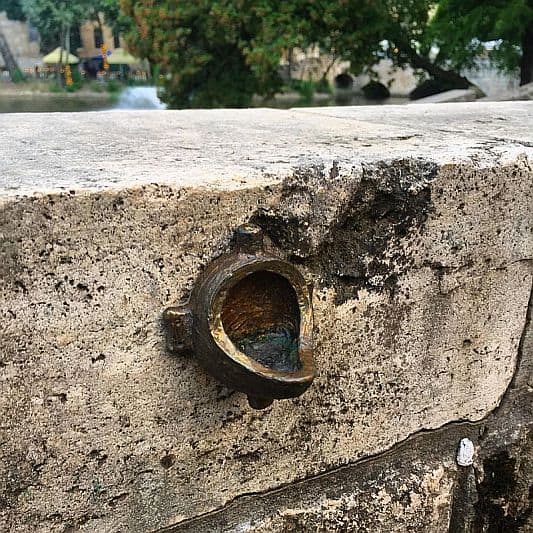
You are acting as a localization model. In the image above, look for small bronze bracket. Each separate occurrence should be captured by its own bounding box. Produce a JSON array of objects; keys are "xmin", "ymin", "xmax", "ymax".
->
[{"xmin": 163, "ymin": 224, "xmax": 315, "ymax": 409}]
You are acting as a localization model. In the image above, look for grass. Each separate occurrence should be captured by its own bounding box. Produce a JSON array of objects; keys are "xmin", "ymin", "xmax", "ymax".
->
[{"xmin": 282, "ymin": 78, "xmax": 333, "ymax": 104}]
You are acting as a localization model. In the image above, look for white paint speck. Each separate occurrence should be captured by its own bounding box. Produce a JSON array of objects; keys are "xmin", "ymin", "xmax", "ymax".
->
[{"xmin": 456, "ymin": 438, "xmax": 475, "ymax": 466}]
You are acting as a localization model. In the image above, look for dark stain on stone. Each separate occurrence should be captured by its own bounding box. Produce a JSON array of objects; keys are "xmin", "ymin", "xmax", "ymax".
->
[
  {"xmin": 329, "ymin": 160, "xmax": 340, "ymax": 179},
  {"xmin": 473, "ymin": 450, "xmax": 532, "ymax": 532},
  {"xmin": 160, "ymin": 454, "xmax": 176, "ymax": 469},
  {"xmin": 45, "ymin": 392, "xmax": 67, "ymax": 404},
  {"xmin": 319, "ymin": 159, "xmax": 436, "ymax": 303},
  {"xmin": 252, "ymin": 163, "xmax": 347, "ymax": 258},
  {"xmin": 89, "ymin": 449, "xmax": 108, "ymax": 467},
  {"xmin": 14, "ymin": 280, "xmax": 28, "ymax": 294},
  {"xmin": 91, "ymin": 353, "xmax": 106, "ymax": 364},
  {"xmin": 253, "ymin": 159, "xmax": 437, "ymax": 303},
  {"xmin": 449, "ymin": 466, "xmax": 478, "ymax": 533},
  {"xmin": 0, "ymin": 449, "xmax": 41, "ymax": 509}
]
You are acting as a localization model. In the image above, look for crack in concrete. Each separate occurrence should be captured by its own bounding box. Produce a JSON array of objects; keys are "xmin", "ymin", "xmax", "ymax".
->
[
  {"xmin": 504, "ymin": 268, "xmax": 533, "ymax": 395},
  {"xmin": 489, "ymin": 137, "xmax": 533, "ymax": 148},
  {"xmin": 153, "ymin": 419, "xmax": 482, "ymax": 533}
]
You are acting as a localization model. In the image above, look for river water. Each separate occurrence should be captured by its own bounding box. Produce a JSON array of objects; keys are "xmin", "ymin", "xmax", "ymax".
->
[{"xmin": 0, "ymin": 86, "xmax": 407, "ymax": 112}]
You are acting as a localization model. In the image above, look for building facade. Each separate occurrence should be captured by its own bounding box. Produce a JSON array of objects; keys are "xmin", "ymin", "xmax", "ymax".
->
[{"xmin": 78, "ymin": 18, "xmax": 124, "ymax": 60}]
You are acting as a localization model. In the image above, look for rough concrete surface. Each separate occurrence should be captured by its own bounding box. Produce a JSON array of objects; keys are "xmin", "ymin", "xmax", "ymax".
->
[{"xmin": 0, "ymin": 102, "xmax": 532, "ymax": 532}]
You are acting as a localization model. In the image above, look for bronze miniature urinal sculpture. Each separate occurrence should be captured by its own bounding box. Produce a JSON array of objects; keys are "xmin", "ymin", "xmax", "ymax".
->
[{"xmin": 163, "ymin": 225, "xmax": 315, "ymax": 409}]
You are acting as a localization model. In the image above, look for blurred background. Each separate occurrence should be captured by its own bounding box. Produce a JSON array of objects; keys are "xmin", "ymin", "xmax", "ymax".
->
[{"xmin": 0, "ymin": 0, "xmax": 531, "ymax": 112}]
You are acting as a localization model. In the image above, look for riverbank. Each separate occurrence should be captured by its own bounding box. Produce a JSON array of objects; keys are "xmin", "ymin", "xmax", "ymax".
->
[
  {"xmin": 0, "ymin": 82, "xmax": 409, "ymax": 112},
  {"xmin": 256, "ymin": 90, "xmax": 408, "ymax": 108},
  {"xmin": 0, "ymin": 93, "xmax": 116, "ymax": 113},
  {"xmin": 0, "ymin": 81, "xmax": 113, "ymax": 97},
  {"xmin": 0, "ymin": 81, "xmax": 120, "ymax": 112}
]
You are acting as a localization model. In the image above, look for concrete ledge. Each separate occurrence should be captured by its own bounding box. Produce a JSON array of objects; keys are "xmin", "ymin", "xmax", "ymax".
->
[
  {"xmin": 1, "ymin": 103, "xmax": 532, "ymax": 532},
  {"xmin": 1, "ymin": 102, "xmax": 531, "ymax": 197}
]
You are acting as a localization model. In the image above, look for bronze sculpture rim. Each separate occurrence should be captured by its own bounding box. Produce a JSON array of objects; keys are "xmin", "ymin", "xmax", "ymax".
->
[{"xmin": 207, "ymin": 254, "xmax": 315, "ymax": 384}]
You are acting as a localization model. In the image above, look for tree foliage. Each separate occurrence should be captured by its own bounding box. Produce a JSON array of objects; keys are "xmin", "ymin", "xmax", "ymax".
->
[
  {"xmin": 121, "ymin": 1, "xmax": 282, "ymax": 108},
  {"xmin": 239, "ymin": 1, "xmax": 391, "ymax": 81},
  {"xmin": 0, "ymin": 0, "xmax": 25, "ymax": 20},
  {"xmin": 21, "ymin": 0, "xmax": 127, "ymax": 53},
  {"xmin": 429, "ymin": 0, "xmax": 533, "ymax": 84},
  {"xmin": 122, "ymin": 0, "xmax": 474, "ymax": 108},
  {"xmin": 242, "ymin": 0, "xmax": 461, "ymax": 86},
  {"xmin": 97, "ymin": 0, "xmax": 132, "ymax": 37},
  {"xmin": 17, "ymin": 0, "xmax": 528, "ymax": 104},
  {"xmin": 21, "ymin": 0, "xmax": 92, "ymax": 52}
]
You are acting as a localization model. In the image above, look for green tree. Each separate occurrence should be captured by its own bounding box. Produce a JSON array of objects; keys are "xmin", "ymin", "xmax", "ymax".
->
[
  {"xmin": 120, "ymin": 0, "xmax": 403, "ymax": 107},
  {"xmin": 238, "ymin": 1, "xmax": 388, "ymax": 84},
  {"xmin": 21, "ymin": 0, "xmax": 128, "ymax": 54},
  {"xmin": 0, "ymin": 0, "xmax": 25, "ymax": 20},
  {"xmin": 122, "ymin": 0, "xmax": 479, "ymax": 108},
  {"xmin": 121, "ymin": 0, "xmax": 282, "ymax": 108},
  {"xmin": 21, "ymin": 0, "xmax": 88, "ymax": 52},
  {"xmin": 98, "ymin": 0, "xmax": 132, "ymax": 37},
  {"xmin": 380, "ymin": 0, "xmax": 472, "ymax": 88},
  {"xmin": 430, "ymin": 0, "xmax": 533, "ymax": 85},
  {"xmin": 240, "ymin": 0, "xmax": 473, "ymax": 89},
  {"xmin": 21, "ymin": 0, "xmax": 97, "ymax": 86},
  {"xmin": 233, "ymin": 0, "xmax": 474, "ymax": 93}
]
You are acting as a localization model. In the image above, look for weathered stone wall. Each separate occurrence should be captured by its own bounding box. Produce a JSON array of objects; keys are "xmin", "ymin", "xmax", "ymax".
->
[{"xmin": 1, "ymin": 103, "xmax": 532, "ymax": 532}]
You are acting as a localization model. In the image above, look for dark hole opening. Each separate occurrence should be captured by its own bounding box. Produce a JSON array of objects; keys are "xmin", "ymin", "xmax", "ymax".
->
[
  {"xmin": 221, "ymin": 271, "xmax": 301, "ymax": 372},
  {"xmin": 334, "ymin": 73, "xmax": 354, "ymax": 90}
]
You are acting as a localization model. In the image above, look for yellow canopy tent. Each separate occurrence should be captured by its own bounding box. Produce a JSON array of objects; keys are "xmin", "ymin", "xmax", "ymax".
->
[
  {"xmin": 43, "ymin": 47, "xmax": 79, "ymax": 64},
  {"xmin": 107, "ymin": 48, "xmax": 139, "ymax": 65}
]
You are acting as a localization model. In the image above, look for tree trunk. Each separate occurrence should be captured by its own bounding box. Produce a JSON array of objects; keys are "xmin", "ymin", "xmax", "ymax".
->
[
  {"xmin": 322, "ymin": 54, "xmax": 338, "ymax": 83},
  {"xmin": 0, "ymin": 29, "xmax": 21, "ymax": 75},
  {"xmin": 520, "ymin": 22, "xmax": 533, "ymax": 85},
  {"xmin": 288, "ymin": 47, "xmax": 293, "ymax": 81},
  {"xmin": 66, "ymin": 23, "xmax": 71, "ymax": 71},
  {"xmin": 58, "ymin": 23, "xmax": 64, "ymax": 87},
  {"xmin": 395, "ymin": 38, "xmax": 475, "ymax": 90},
  {"xmin": 97, "ymin": 12, "xmax": 105, "ymax": 50},
  {"xmin": 66, "ymin": 23, "xmax": 71, "ymax": 86}
]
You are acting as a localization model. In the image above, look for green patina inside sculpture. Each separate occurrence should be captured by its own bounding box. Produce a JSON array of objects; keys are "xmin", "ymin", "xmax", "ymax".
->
[
  {"xmin": 235, "ymin": 324, "xmax": 301, "ymax": 373},
  {"xmin": 221, "ymin": 271, "xmax": 302, "ymax": 373}
]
